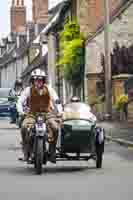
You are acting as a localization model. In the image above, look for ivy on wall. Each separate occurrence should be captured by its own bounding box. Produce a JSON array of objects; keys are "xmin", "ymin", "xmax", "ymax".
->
[{"xmin": 58, "ymin": 21, "xmax": 85, "ymax": 86}]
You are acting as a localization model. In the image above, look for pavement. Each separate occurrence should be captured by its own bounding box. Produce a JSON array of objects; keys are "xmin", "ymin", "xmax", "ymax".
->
[
  {"xmin": 0, "ymin": 118, "xmax": 133, "ymax": 199},
  {"xmin": 97, "ymin": 121, "xmax": 133, "ymax": 147}
]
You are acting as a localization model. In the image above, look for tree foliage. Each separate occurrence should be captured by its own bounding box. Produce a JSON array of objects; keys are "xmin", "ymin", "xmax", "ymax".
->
[{"xmin": 58, "ymin": 21, "xmax": 85, "ymax": 86}]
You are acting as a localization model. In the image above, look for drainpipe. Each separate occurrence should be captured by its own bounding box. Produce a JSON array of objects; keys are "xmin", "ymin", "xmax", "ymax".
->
[{"xmin": 104, "ymin": 0, "xmax": 112, "ymax": 120}]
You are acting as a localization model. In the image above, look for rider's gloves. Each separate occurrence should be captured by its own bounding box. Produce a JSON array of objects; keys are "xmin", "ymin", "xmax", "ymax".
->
[{"xmin": 19, "ymin": 111, "xmax": 25, "ymax": 117}]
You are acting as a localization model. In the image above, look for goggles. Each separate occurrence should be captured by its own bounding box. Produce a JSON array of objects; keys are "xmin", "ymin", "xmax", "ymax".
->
[{"xmin": 32, "ymin": 76, "xmax": 44, "ymax": 80}]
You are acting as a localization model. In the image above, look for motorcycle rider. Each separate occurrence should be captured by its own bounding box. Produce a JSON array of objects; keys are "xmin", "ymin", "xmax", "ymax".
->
[
  {"xmin": 17, "ymin": 68, "xmax": 62, "ymax": 163},
  {"xmin": 9, "ymin": 79, "xmax": 23, "ymax": 123}
]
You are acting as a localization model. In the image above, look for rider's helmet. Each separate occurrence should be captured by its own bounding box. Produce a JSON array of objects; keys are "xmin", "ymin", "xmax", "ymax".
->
[
  {"xmin": 31, "ymin": 68, "xmax": 46, "ymax": 82},
  {"xmin": 70, "ymin": 96, "xmax": 80, "ymax": 103},
  {"xmin": 30, "ymin": 68, "xmax": 46, "ymax": 89}
]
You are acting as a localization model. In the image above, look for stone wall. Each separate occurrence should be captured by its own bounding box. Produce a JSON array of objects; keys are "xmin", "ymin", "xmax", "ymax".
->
[
  {"xmin": 84, "ymin": 39, "xmax": 103, "ymax": 102},
  {"xmin": 76, "ymin": 0, "xmax": 126, "ymax": 38},
  {"xmin": 128, "ymin": 101, "xmax": 133, "ymax": 124}
]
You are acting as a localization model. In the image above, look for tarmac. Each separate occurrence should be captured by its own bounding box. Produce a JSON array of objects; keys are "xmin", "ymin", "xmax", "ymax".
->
[{"xmin": 97, "ymin": 121, "xmax": 133, "ymax": 148}]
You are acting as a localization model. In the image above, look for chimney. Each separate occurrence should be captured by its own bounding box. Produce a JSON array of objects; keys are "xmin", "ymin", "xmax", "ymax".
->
[{"xmin": 11, "ymin": 0, "xmax": 26, "ymax": 34}]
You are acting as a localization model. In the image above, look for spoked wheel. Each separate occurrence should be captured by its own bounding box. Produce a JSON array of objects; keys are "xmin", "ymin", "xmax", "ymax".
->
[
  {"xmin": 76, "ymin": 152, "xmax": 80, "ymax": 159},
  {"xmin": 34, "ymin": 138, "xmax": 44, "ymax": 175}
]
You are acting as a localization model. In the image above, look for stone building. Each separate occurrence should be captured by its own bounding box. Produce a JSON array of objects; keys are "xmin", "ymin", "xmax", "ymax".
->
[
  {"xmin": 0, "ymin": 0, "xmax": 46, "ymax": 88},
  {"xmin": 0, "ymin": 0, "xmax": 72, "ymax": 98},
  {"xmin": 0, "ymin": 0, "xmax": 28, "ymax": 88},
  {"xmin": 73, "ymin": 0, "xmax": 133, "ymax": 121}
]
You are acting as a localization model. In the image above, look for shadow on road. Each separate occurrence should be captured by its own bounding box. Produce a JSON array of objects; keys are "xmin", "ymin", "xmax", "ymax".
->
[
  {"xmin": 42, "ymin": 165, "xmax": 95, "ymax": 174},
  {"xmin": 0, "ymin": 127, "xmax": 19, "ymax": 132},
  {"xmin": 0, "ymin": 165, "xmax": 33, "ymax": 176},
  {"xmin": 0, "ymin": 164, "xmax": 96, "ymax": 176}
]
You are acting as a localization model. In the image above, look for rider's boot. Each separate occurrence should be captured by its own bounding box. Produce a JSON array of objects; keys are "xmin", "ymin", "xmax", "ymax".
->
[
  {"xmin": 48, "ymin": 142, "xmax": 56, "ymax": 163},
  {"xmin": 18, "ymin": 128, "xmax": 28, "ymax": 161},
  {"xmin": 48, "ymin": 127, "xmax": 58, "ymax": 164},
  {"xmin": 18, "ymin": 143, "xmax": 28, "ymax": 161}
]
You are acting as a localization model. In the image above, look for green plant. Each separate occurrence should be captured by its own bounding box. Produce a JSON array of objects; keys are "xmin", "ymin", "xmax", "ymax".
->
[
  {"xmin": 58, "ymin": 21, "xmax": 85, "ymax": 86},
  {"xmin": 97, "ymin": 95, "xmax": 105, "ymax": 104},
  {"xmin": 115, "ymin": 94, "xmax": 128, "ymax": 111}
]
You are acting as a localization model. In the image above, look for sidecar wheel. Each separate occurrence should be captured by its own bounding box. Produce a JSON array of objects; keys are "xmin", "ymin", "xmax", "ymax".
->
[{"xmin": 96, "ymin": 151, "xmax": 103, "ymax": 169}]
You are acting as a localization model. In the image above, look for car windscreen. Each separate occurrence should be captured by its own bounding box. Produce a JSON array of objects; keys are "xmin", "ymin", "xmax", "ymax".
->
[
  {"xmin": 0, "ymin": 88, "xmax": 11, "ymax": 98},
  {"xmin": 64, "ymin": 103, "xmax": 91, "ymax": 114},
  {"xmin": 63, "ymin": 103, "xmax": 93, "ymax": 121}
]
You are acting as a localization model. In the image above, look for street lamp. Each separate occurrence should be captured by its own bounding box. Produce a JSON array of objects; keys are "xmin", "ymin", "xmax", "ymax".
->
[{"xmin": 104, "ymin": 0, "xmax": 112, "ymax": 120}]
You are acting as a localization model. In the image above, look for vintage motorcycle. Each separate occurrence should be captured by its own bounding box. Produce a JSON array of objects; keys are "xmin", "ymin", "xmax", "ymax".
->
[
  {"xmin": 24, "ymin": 102, "xmax": 105, "ymax": 175},
  {"xmin": 24, "ymin": 113, "xmax": 48, "ymax": 174}
]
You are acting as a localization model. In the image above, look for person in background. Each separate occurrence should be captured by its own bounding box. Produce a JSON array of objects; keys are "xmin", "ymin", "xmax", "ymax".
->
[{"xmin": 9, "ymin": 79, "xmax": 23, "ymax": 123}]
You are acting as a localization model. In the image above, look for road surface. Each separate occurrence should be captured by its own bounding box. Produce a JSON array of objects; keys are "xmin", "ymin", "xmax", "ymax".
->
[{"xmin": 0, "ymin": 119, "xmax": 133, "ymax": 200}]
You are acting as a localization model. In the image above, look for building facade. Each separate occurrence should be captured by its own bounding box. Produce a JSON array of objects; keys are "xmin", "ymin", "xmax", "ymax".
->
[{"xmin": 0, "ymin": 0, "xmax": 50, "ymax": 88}]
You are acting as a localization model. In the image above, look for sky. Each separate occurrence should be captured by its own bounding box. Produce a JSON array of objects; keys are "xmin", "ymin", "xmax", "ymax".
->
[{"xmin": 0, "ymin": 0, "xmax": 63, "ymax": 38}]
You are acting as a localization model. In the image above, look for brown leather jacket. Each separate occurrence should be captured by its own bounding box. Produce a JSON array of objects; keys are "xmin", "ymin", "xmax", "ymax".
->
[{"xmin": 28, "ymin": 85, "xmax": 52, "ymax": 113}]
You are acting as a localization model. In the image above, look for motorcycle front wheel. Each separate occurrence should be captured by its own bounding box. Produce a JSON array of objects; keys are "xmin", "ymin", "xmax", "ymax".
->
[{"xmin": 34, "ymin": 138, "xmax": 44, "ymax": 175}]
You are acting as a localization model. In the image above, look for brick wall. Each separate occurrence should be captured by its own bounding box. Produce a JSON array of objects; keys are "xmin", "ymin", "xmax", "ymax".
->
[
  {"xmin": 77, "ymin": 0, "xmax": 127, "ymax": 37},
  {"xmin": 32, "ymin": 0, "xmax": 48, "ymax": 25},
  {"xmin": 87, "ymin": 2, "xmax": 133, "ymax": 55},
  {"xmin": 77, "ymin": 0, "xmax": 97, "ymax": 37}
]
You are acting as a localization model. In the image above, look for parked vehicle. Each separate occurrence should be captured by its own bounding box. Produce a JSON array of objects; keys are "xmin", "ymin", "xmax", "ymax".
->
[{"xmin": 0, "ymin": 88, "xmax": 11, "ymax": 117}]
